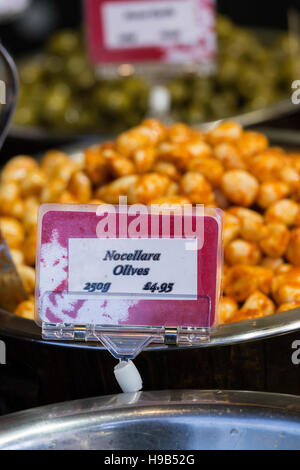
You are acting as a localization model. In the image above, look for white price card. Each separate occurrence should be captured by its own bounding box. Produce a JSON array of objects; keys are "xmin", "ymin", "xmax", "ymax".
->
[{"xmin": 68, "ymin": 238, "xmax": 197, "ymax": 300}]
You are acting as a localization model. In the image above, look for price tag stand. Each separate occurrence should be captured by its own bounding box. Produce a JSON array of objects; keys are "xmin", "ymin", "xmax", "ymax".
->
[
  {"xmin": 35, "ymin": 204, "xmax": 223, "ymax": 388},
  {"xmin": 84, "ymin": 0, "xmax": 217, "ymax": 124}
]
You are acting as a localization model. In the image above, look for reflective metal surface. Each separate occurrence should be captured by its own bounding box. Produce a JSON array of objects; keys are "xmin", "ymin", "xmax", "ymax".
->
[
  {"xmin": 1, "ymin": 390, "xmax": 300, "ymax": 450},
  {"xmin": 1, "ymin": 304, "xmax": 300, "ymax": 351},
  {"xmin": 0, "ymin": 43, "xmax": 19, "ymax": 149},
  {"xmin": 10, "ymin": 98, "xmax": 296, "ymax": 144}
]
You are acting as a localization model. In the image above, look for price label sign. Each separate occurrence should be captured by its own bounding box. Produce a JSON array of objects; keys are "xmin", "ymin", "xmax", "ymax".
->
[
  {"xmin": 35, "ymin": 204, "xmax": 223, "ymax": 329},
  {"xmin": 85, "ymin": 0, "xmax": 216, "ymax": 65}
]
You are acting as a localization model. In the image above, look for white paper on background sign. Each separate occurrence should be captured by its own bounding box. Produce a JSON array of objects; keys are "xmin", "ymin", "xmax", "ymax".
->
[
  {"xmin": 102, "ymin": 0, "xmax": 216, "ymax": 63},
  {"xmin": 103, "ymin": 0, "xmax": 199, "ymax": 49},
  {"xmin": 86, "ymin": 0, "xmax": 216, "ymax": 67}
]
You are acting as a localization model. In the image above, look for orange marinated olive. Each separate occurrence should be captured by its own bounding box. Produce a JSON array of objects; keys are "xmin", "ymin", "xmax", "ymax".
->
[
  {"xmin": 116, "ymin": 119, "xmax": 165, "ymax": 157},
  {"xmin": 228, "ymin": 207, "xmax": 266, "ymax": 242},
  {"xmin": 256, "ymin": 180, "xmax": 290, "ymax": 208},
  {"xmin": 224, "ymin": 265, "xmax": 259, "ymax": 302},
  {"xmin": 157, "ymin": 142, "xmax": 188, "ymax": 170},
  {"xmin": 219, "ymin": 296, "xmax": 239, "ymax": 324},
  {"xmin": 223, "ymin": 212, "xmax": 240, "ymax": 247},
  {"xmin": 0, "ymin": 181, "xmax": 24, "ymax": 219},
  {"xmin": 233, "ymin": 290, "xmax": 275, "ymax": 322},
  {"xmin": 179, "ymin": 172, "xmax": 215, "ymax": 205},
  {"xmin": 265, "ymin": 199, "xmax": 299, "ymax": 226},
  {"xmin": 288, "ymin": 154, "xmax": 300, "ymax": 172},
  {"xmin": 221, "ymin": 170, "xmax": 259, "ymax": 207},
  {"xmin": 96, "ymin": 175, "xmax": 138, "ymax": 204},
  {"xmin": 116, "ymin": 129, "xmax": 151, "ymax": 157},
  {"xmin": 275, "ymin": 263, "xmax": 293, "ymax": 274},
  {"xmin": 57, "ymin": 191, "xmax": 78, "ymax": 204},
  {"xmin": 1, "ymin": 155, "xmax": 38, "ymax": 184},
  {"xmin": 10, "ymin": 248, "xmax": 24, "ymax": 266},
  {"xmin": 286, "ymin": 228, "xmax": 300, "ymax": 266},
  {"xmin": 181, "ymin": 138, "xmax": 212, "ymax": 160},
  {"xmin": 0, "ymin": 217, "xmax": 24, "ymax": 249},
  {"xmin": 278, "ymin": 165, "xmax": 300, "ymax": 191},
  {"xmin": 127, "ymin": 173, "xmax": 171, "ymax": 204},
  {"xmin": 22, "ymin": 197, "xmax": 39, "ymax": 233},
  {"xmin": 213, "ymin": 142, "xmax": 246, "ymax": 170},
  {"xmin": 152, "ymin": 161, "xmax": 181, "ymax": 181},
  {"xmin": 206, "ymin": 121, "xmax": 243, "ymax": 145},
  {"xmin": 23, "ymin": 230, "xmax": 37, "ymax": 266},
  {"xmin": 236, "ymin": 131, "xmax": 269, "ymax": 159},
  {"xmin": 149, "ymin": 196, "xmax": 191, "ymax": 206},
  {"xmin": 88, "ymin": 199, "xmax": 106, "ymax": 204},
  {"xmin": 132, "ymin": 147, "xmax": 156, "ymax": 174},
  {"xmin": 20, "ymin": 168, "xmax": 47, "ymax": 197},
  {"xmin": 187, "ymin": 157, "xmax": 224, "ymax": 187},
  {"xmin": 141, "ymin": 118, "xmax": 167, "ymax": 143},
  {"xmin": 224, "ymin": 265, "xmax": 273, "ymax": 302},
  {"xmin": 14, "ymin": 297, "xmax": 35, "ymax": 320},
  {"xmin": 275, "ymin": 284, "xmax": 300, "ymax": 304},
  {"xmin": 167, "ymin": 122, "xmax": 196, "ymax": 143},
  {"xmin": 17, "ymin": 265, "xmax": 35, "ymax": 294},
  {"xmin": 213, "ymin": 188, "xmax": 229, "ymax": 209},
  {"xmin": 104, "ymin": 150, "xmax": 136, "ymax": 178},
  {"xmin": 277, "ymin": 302, "xmax": 300, "ymax": 313},
  {"xmin": 84, "ymin": 145, "xmax": 110, "ymax": 185},
  {"xmin": 259, "ymin": 223, "xmax": 290, "ymax": 258},
  {"xmin": 41, "ymin": 150, "xmax": 72, "ymax": 178},
  {"xmin": 3, "ymin": 119, "xmax": 300, "ymax": 325},
  {"xmin": 108, "ymin": 155, "xmax": 136, "ymax": 178},
  {"xmin": 67, "ymin": 171, "xmax": 92, "ymax": 203},
  {"xmin": 40, "ymin": 178, "xmax": 69, "ymax": 203},
  {"xmin": 248, "ymin": 152, "xmax": 284, "ymax": 182},
  {"xmin": 271, "ymin": 268, "xmax": 300, "ymax": 303},
  {"xmin": 225, "ymin": 239, "xmax": 261, "ymax": 266},
  {"xmin": 261, "ymin": 257, "xmax": 284, "ymax": 271}
]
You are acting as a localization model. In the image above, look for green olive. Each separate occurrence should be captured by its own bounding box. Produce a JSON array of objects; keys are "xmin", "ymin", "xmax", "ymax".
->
[
  {"xmin": 41, "ymin": 83, "xmax": 71, "ymax": 124},
  {"xmin": 19, "ymin": 59, "xmax": 44, "ymax": 85},
  {"xmin": 13, "ymin": 17, "xmax": 297, "ymax": 132},
  {"xmin": 46, "ymin": 30, "xmax": 82, "ymax": 56},
  {"xmin": 14, "ymin": 106, "xmax": 39, "ymax": 127},
  {"xmin": 167, "ymin": 79, "xmax": 190, "ymax": 105},
  {"xmin": 65, "ymin": 53, "xmax": 87, "ymax": 77}
]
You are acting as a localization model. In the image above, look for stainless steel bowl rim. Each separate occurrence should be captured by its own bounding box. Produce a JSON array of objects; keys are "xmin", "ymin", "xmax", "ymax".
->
[{"xmin": 1, "ymin": 390, "xmax": 300, "ymax": 450}]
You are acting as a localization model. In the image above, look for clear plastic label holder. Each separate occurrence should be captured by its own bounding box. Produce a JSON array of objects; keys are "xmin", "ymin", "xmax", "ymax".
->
[{"xmin": 35, "ymin": 204, "xmax": 223, "ymax": 367}]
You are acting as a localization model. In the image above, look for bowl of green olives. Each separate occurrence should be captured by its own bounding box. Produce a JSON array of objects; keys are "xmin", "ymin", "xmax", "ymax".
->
[{"xmin": 10, "ymin": 16, "xmax": 300, "ymax": 142}]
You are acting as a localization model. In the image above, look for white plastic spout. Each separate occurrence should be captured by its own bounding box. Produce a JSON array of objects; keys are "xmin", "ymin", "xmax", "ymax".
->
[
  {"xmin": 114, "ymin": 360, "xmax": 143, "ymax": 393},
  {"xmin": 149, "ymin": 85, "xmax": 171, "ymax": 115}
]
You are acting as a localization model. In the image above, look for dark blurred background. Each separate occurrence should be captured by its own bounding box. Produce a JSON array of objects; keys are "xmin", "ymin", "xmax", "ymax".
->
[
  {"xmin": 1, "ymin": 0, "xmax": 300, "ymax": 160},
  {"xmin": 1, "ymin": 0, "xmax": 299, "ymax": 56}
]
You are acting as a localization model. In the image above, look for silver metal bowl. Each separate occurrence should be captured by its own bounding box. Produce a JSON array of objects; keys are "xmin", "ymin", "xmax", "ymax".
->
[
  {"xmin": 1, "ymin": 127, "xmax": 300, "ymax": 350},
  {"xmin": 1, "ymin": 390, "xmax": 300, "ymax": 449}
]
